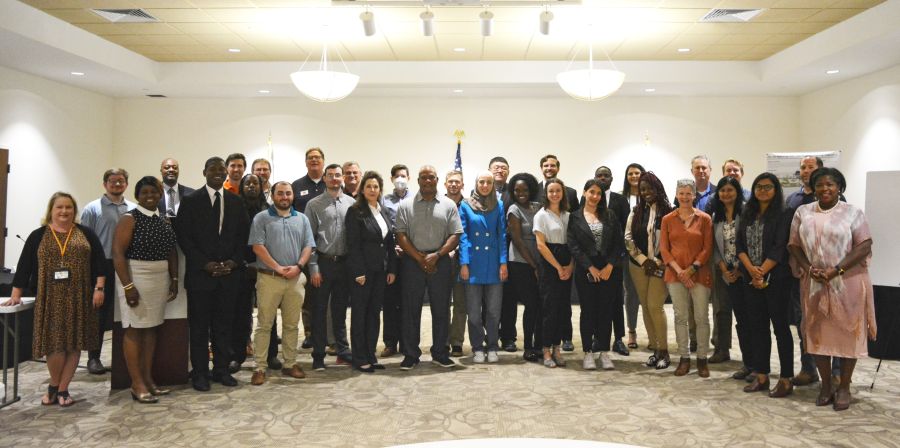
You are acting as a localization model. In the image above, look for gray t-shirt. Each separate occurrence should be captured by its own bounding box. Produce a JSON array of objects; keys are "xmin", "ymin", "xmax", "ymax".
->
[
  {"xmin": 533, "ymin": 208, "xmax": 569, "ymax": 244},
  {"xmin": 395, "ymin": 192, "xmax": 463, "ymax": 251},
  {"xmin": 248, "ymin": 207, "xmax": 316, "ymax": 268},
  {"xmin": 507, "ymin": 202, "xmax": 540, "ymax": 264}
]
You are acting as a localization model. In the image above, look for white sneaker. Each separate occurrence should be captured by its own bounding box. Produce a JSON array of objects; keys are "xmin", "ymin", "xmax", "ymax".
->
[
  {"xmin": 473, "ymin": 351, "xmax": 486, "ymax": 363},
  {"xmin": 599, "ymin": 352, "xmax": 615, "ymax": 370},
  {"xmin": 583, "ymin": 352, "xmax": 597, "ymax": 370},
  {"xmin": 487, "ymin": 351, "xmax": 499, "ymax": 363}
]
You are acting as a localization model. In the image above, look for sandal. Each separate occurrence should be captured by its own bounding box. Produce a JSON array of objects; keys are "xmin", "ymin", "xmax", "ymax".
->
[
  {"xmin": 57, "ymin": 390, "xmax": 75, "ymax": 407},
  {"xmin": 41, "ymin": 385, "xmax": 59, "ymax": 406},
  {"xmin": 627, "ymin": 331, "xmax": 638, "ymax": 349}
]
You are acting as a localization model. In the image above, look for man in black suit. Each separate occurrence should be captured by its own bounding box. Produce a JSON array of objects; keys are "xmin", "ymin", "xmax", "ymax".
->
[
  {"xmin": 537, "ymin": 154, "xmax": 578, "ymax": 351},
  {"xmin": 595, "ymin": 166, "xmax": 632, "ymax": 356},
  {"xmin": 159, "ymin": 158, "xmax": 195, "ymax": 219},
  {"xmin": 176, "ymin": 157, "xmax": 250, "ymax": 391}
]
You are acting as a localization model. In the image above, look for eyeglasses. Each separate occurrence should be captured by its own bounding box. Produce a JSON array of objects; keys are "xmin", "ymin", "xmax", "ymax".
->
[{"xmin": 754, "ymin": 184, "xmax": 775, "ymax": 191}]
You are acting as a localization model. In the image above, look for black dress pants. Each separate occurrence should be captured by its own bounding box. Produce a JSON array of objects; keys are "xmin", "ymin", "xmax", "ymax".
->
[
  {"xmin": 510, "ymin": 262, "xmax": 541, "ymax": 350},
  {"xmin": 745, "ymin": 277, "xmax": 794, "ymax": 378},
  {"xmin": 576, "ymin": 266, "xmax": 617, "ymax": 353},
  {"xmin": 540, "ymin": 243, "xmax": 572, "ymax": 348},
  {"xmin": 351, "ymin": 271, "xmax": 386, "ymax": 367},
  {"xmin": 400, "ymin": 256, "xmax": 452, "ymax": 360},
  {"xmin": 382, "ymin": 270, "xmax": 403, "ymax": 350},
  {"xmin": 498, "ymin": 282, "xmax": 518, "ymax": 344},
  {"xmin": 727, "ymin": 279, "xmax": 753, "ymax": 370},
  {"xmin": 187, "ymin": 276, "xmax": 238, "ymax": 376},
  {"xmin": 89, "ymin": 259, "xmax": 116, "ymax": 360},
  {"xmin": 311, "ymin": 257, "xmax": 350, "ymax": 359}
]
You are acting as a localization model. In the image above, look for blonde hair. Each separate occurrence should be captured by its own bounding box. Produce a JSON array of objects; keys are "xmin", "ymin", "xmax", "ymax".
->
[{"xmin": 42, "ymin": 192, "xmax": 78, "ymax": 226}]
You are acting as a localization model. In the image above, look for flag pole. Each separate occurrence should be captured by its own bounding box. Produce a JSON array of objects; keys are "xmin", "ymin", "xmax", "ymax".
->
[{"xmin": 453, "ymin": 129, "xmax": 465, "ymax": 172}]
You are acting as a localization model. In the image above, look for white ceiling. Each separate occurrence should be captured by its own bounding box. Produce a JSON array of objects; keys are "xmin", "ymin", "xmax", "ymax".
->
[{"xmin": 1, "ymin": 0, "xmax": 899, "ymax": 99}]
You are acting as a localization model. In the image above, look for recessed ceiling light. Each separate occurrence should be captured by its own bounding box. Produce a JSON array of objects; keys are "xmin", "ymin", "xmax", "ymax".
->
[
  {"xmin": 228, "ymin": 48, "xmax": 241, "ymax": 53},
  {"xmin": 453, "ymin": 47, "xmax": 466, "ymax": 53},
  {"xmin": 677, "ymin": 48, "xmax": 691, "ymax": 53},
  {"xmin": 644, "ymin": 88, "xmax": 656, "ymax": 93},
  {"xmin": 258, "ymin": 90, "xmax": 270, "ymax": 94},
  {"xmin": 70, "ymin": 71, "xmax": 84, "ymax": 76},
  {"xmin": 453, "ymin": 89, "xmax": 464, "ymax": 93},
  {"xmin": 826, "ymin": 69, "xmax": 840, "ymax": 75}
]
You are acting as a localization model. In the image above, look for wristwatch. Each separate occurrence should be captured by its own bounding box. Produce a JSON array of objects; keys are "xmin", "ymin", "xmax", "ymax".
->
[
  {"xmin": 835, "ymin": 265, "xmax": 845, "ymax": 276},
  {"xmin": 94, "ymin": 286, "xmax": 104, "ymax": 292}
]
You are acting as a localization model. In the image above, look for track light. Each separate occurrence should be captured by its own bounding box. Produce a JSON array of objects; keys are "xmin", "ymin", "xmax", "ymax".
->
[
  {"xmin": 539, "ymin": 10, "xmax": 554, "ymax": 36},
  {"xmin": 479, "ymin": 10, "xmax": 494, "ymax": 37},
  {"xmin": 360, "ymin": 10, "xmax": 376, "ymax": 37},
  {"xmin": 420, "ymin": 9, "xmax": 434, "ymax": 37}
]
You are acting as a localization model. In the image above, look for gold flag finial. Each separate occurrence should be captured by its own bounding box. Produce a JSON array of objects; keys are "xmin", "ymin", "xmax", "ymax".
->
[{"xmin": 454, "ymin": 129, "xmax": 466, "ymax": 143}]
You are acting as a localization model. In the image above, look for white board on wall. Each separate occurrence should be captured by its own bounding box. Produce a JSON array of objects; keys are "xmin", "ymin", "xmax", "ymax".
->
[{"xmin": 865, "ymin": 171, "xmax": 900, "ymax": 287}]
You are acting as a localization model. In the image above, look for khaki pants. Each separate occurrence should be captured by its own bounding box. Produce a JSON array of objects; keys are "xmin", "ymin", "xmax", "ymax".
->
[
  {"xmin": 254, "ymin": 273, "xmax": 306, "ymax": 370},
  {"xmin": 667, "ymin": 282, "xmax": 710, "ymax": 359},
  {"xmin": 628, "ymin": 263, "xmax": 669, "ymax": 351}
]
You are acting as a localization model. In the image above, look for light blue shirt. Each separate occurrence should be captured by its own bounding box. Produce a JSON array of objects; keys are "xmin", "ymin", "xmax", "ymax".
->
[
  {"xmin": 80, "ymin": 194, "xmax": 136, "ymax": 258},
  {"xmin": 248, "ymin": 206, "xmax": 315, "ymax": 268}
]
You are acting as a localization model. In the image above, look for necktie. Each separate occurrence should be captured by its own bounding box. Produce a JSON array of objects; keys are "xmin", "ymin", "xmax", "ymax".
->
[
  {"xmin": 213, "ymin": 191, "xmax": 222, "ymax": 234},
  {"xmin": 167, "ymin": 188, "xmax": 176, "ymax": 217}
]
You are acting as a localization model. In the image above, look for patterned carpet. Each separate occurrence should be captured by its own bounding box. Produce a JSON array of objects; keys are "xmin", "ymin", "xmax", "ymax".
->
[{"xmin": 1, "ymin": 305, "xmax": 898, "ymax": 448}]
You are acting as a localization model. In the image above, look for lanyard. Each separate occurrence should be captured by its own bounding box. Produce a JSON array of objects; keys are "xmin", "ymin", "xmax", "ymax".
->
[{"xmin": 51, "ymin": 227, "xmax": 74, "ymax": 258}]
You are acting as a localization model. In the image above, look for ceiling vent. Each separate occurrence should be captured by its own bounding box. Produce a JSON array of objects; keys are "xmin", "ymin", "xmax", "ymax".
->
[
  {"xmin": 701, "ymin": 9, "xmax": 764, "ymax": 23},
  {"xmin": 91, "ymin": 9, "xmax": 160, "ymax": 23}
]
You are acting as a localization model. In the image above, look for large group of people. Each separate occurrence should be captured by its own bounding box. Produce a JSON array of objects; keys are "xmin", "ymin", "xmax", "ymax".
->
[{"xmin": 2, "ymin": 150, "xmax": 877, "ymax": 413}]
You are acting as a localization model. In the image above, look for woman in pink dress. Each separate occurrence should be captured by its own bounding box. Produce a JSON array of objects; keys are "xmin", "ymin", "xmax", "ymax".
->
[{"xmin": 788, "ymin": 167, "xmax": 876, "ymax": 411}]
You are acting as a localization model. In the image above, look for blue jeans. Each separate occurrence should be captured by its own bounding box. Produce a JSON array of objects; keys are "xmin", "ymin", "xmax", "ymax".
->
[{"xmin": 465, "ymin": 283, "xmax": 503, "ymax": 352}]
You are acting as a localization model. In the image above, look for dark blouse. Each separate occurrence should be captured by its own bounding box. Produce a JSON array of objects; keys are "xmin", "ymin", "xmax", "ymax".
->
[{"xmin": 125, "ymin": 208, "xmax": 177, "ymax": 261}]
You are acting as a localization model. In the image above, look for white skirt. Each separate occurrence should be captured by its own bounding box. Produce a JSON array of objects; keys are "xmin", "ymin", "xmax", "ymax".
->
[{"xmin": 117, "ymin": 259, "xmax": 170, "ymax": 328}]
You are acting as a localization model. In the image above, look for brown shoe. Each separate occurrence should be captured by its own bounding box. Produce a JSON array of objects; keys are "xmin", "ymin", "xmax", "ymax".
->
[
  {"xmin": 251, "ymin": 370, "xmax": 266, "ymax": 386},
  {"xmin": 769, "ymin": 378, "xmax": 794, "ymax": 398},
  {"xmin": 743, "ymin": 374, "xmax": 770, "ymax": 393},
  {"xmin": 674, "ymin": 357, "xmax": 691, "ymax": 376},
  {"xmin": 791, "ymin": 370, "xmax": 819, "ymax": 386},
  {"xmin": 282, "ymin": 364, "xmax": 306, "ymax": 379},
  {"xmin": 380, "ymin": 347, "xmax": 398, "ymax": 358},
  {"xmin": 697, "ymin": 358, "xmax": 710, "ymax": 378},
  {"xmin": 708, "ymin": 350, "xmax": 730, "ymax": 364},
  {"xmin": 833, "ymin": 388, "xmax": 851, "ymax": 411}
]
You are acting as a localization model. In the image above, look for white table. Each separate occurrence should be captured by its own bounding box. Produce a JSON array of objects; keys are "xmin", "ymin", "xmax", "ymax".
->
[{"xmin": 1, "ymin": 297, "xmax": 35, "ymax": 409}]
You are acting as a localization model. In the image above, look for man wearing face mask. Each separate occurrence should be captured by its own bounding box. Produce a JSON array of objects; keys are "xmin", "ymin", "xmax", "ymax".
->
[{"xmin": 380, "ymin": 164, "xmax": 410, "ymax": 357}]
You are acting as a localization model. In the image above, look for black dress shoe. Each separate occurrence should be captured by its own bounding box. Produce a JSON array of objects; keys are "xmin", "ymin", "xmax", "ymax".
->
[
  {"xmin": 87, "ymin": 358, "xmax": 106, "ymax": 375},
  {"xmin": 212, "ymin": 372, "xmax": 238, "ymax": 387},
  {"xmin": 301, "ymin": 338, "xmax": 313, "ymax": 349},
  {"xmin": 613, "ymin": 339, "xmax": 630, "ymax": 356},
  {"xmin": 227, "ymin": 361, "xmax": 241, "ymax": 374},
  {"xmin": 192, "ymin": 375, "xmax": 211, "ymax": 392},
  {"xmin": 502, "ymin": 341, "xmax": 518, "ymax": 353},
  {"xmin": 371, "ymin": 363, "xmax": 386, "ymax": 370},
  {"xmin": 561, "ymin": 340, "xmax": 575, "ymax": 352},
  {"xmin": 267, "ymin": 357, "xmax": 283, "ymax": 370},
  {"xmin": 356, "ymin": 365, "xmax": 375, "ymax": 373}
]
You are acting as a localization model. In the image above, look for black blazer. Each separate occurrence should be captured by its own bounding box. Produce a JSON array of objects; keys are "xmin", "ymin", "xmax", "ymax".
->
[
  {"xmin": 345, "ymin": 205, "xmax": 397, "ymax": 278},
  {"xmin": 157, "ymin": 184, "xmax": 196, "ymax": 216},
  {"xmin": 13, "ymin": 225, "xmax": 106, "ymax": 295},
  {"xmin": 735, "ymin": 207, "xmax": 793, "ymax": 281},
  {"xmin": 176, "ymin": 187, "xmax": 250, "ymax": 291},
  {"xmin": 567, "ymin": 208, "xmax": 624, "ymax": 271},
  {"xmin": 607, "ymin": 192, "xmax": 630, "ymax": 231}
]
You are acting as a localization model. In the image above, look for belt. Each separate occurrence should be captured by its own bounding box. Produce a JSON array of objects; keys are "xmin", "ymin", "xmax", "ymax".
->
[
  {"xmin": 257, "ymin": 268, "xmax": 288, "ymax": 279},
  {"xmin": 317, "ymin": 253, "xmax": 346, "ymax": 263}
]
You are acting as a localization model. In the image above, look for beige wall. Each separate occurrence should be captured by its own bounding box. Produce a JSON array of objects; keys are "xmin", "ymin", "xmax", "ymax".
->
[
  {"xmin": 0, "ymin": 65, "xmax": 114, "ymax": 268},
  {"xmin": 799, "ymin": 64, "xmax": 900, "ymax": 207}
]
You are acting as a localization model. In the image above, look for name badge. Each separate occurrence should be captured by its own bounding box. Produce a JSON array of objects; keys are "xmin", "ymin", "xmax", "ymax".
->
[
  {"xmin": 300, "ymin": 190, "xmax": 309, "ymax": 196},
  {"xmin": 53, "ymin": 268, "xmax": 71, "ymax": 281}
]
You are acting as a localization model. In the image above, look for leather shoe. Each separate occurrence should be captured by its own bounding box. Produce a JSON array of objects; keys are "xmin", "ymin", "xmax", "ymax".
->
[
  {"xmin": 267, "ymin": 357, "xmax": 283, "ymax": 370},
  {"xmin": 450, "ymin": 346, "xmax": 464, "ymax": 357},
  {"xmin": 356, "ymin": 365, "xmax": 375, "ymax": 373},
  {"xmin": 613, "ymin": 339, "xmax": 630, "ymax": 356},
  {"xmin": 674, "ymin": 357, "xmax": 691, "ymax": 377},
  {"xmin": 251, "ymin": 370, "xmax": 266, "ymax": 386},
  {"xmin": 769, "ymin": 378, "xmax": 794, "ymax": 398},
  {"xmin": 743, "ymin": 374, "xmax": 770, "ymax": 393},
  {"xmin": 816, "ymin": 389, "xmax": 835, "ymax": 407},
  {"xmin": 791, "ymin": 370, "xmax": 820, "ymax": 386},
  {"xmin": 561, "ymin": 340, "xmax": 575, "ymax": 352},
  {"xmin": 301, "ymin": 337, "xmax": 313, "ymax": 349},
  {"xmin": 502, "ymin": 341, "xmax": 518, "ymax": 353},
  {"xmin": 212, "ymin": 372, "xmax": 238, "ymax": 387},
  {"xmin": 227, "ymin": 360, "xmax": 241, "ymax": 374},
  {"xmin": 833, "ymin": 388, "xmax": 851, "ymax": 411},
  {"xmin": 192, "ymin": 375, "xmax": 211, "ymax": 392},
  {"xmin": 282, "ymin": 364, "xmax": 306, "ymax": 379},
  {"xmin": 371, "ymin": 363, "xmax": 386, "ymax": 370},
  {"xmin": 380, "ymin": 346, "xmax": 398, "ymax": 357},
  {"xmin": 708, "ymin": 350, "xmax": 730, "ymax": 364},
  {"xmin": 732, "ymin": 366, "xmax": 751, "ymax": 380},
  {"xmin": 87, "ymin": 358, "xmax": 106, "ymax": 375},
  {"xmin": 697, "ymin": 358, "xmax": 710, "ymax": 378}
]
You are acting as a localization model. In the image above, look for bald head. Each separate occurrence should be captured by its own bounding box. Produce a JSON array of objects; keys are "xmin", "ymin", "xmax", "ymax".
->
[
  {"xmin": 417, "ymin": 165, "xmax": 439, "ymax": 198},
  {"xmin": 160, "ymin": 158, "xmax": 180, "ymax": 187}
]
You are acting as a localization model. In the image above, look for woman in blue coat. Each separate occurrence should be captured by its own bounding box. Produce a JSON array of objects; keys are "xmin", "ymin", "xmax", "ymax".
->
[{"xmin": 459, "ymin": 171, "xmax": 509, "ymax": 363}]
